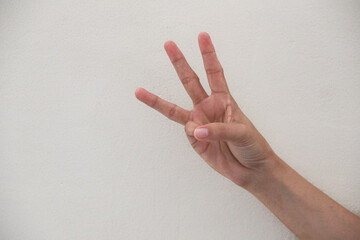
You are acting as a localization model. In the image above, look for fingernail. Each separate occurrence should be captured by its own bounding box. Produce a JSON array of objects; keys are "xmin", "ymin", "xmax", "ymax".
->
[{"xmin": 194, "ymin": 128, "xmax": 208, "ymax": 138}]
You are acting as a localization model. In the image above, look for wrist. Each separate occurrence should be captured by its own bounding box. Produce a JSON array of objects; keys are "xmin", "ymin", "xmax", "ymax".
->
[{"xmin": 243, "ymin": 154, "xmax": 290, "ymax": 195}]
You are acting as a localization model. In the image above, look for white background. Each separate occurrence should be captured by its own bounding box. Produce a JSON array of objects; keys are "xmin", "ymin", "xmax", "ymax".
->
[{"xmin": 0, "ymin": 1, "xmax": 359, "ymax": 239}]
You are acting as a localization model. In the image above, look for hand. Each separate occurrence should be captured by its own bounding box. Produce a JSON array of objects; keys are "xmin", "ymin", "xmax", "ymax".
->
[
  {"xmin": 136, "ymin": 33, "xmax": 360, "ymax": 238},
  {"xmin": 135, "ymin": 32, "xmax": 277, "ymax": 188}
]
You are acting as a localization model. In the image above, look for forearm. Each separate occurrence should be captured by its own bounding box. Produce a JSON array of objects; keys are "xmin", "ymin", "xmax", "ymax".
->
[
  {"xmin": 136, "ymin": 32, "xmax": 360, "ymax": 239},
  {"xmin": 246, "ymin": 156, "xmax": 360, "ymax": 240}
]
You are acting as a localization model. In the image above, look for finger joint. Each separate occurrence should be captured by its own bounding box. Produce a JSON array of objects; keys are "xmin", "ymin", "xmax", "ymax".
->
[
  {"xmin": 151, "ymin": 95, "xmax": 159, "ymax": 108},
  {"xmin": 206, "ymin": 68, "xmax": 223, "ymax": 76},
  {"xmin": 168, "ymin": 104, "xmax": 178, "ymax": 120},
  {"xmin": 181, "ymin": 75, "xmax": 199, "ymax": 86}
]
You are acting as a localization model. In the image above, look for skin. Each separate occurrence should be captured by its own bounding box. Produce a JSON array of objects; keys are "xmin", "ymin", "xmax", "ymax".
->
[{"xmin": 135, "ymin": 32, "xmax": 360, "ymax": 239}]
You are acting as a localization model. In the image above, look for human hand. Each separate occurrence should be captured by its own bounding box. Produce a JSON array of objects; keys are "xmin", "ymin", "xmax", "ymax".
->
[{"xmin": 135, "ymin": 32, "xmax": 277, "ymax": 188}]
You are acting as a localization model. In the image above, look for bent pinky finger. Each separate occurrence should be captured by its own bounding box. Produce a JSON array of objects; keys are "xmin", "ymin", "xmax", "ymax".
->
[{"xmin": 135, "ymin": 88, "xmax": 190, "ymax": 125}]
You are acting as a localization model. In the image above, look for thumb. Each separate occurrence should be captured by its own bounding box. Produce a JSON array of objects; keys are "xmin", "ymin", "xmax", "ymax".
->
[{"xmin": 194, "ymin": 122, "xmax": 249, "ymax": 143}]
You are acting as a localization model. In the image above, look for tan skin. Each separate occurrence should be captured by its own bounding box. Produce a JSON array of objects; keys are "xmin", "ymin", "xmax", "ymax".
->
[
  {"xmin": 135, "ymin": 32, "xmax": 360, "ymax": 239},
  {"xmin": 135, "ymin": 33, "xmax": 273, "ymax": 187}
]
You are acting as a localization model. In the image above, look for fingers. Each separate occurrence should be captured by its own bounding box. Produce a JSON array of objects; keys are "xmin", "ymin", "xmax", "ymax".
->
[
  {"xmin": 185, "ymin": 121, "xmax": 199, "ymax": 137},
  {"xmin": 135, "ymin": 88, "xmax": 190, "ymax": 125},
  {"xmin": 194, "ymin": 122, "xmax": 249, "ymax": 144},
  {"xmin": 184, "ymin": 121, "xmax": 199, "ymax": 146},
  {"xmin": 198, "ymin": 32, "xmax": 229, "ymax": 94},
  {"xmin": 164, "ymin": 41, "xmax": 208, "ymax": 105}
]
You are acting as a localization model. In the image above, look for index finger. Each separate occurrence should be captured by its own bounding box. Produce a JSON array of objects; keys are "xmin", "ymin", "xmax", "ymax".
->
[
  {"xmin": 164, "ymin": 41, "xmax": 208, "ymax": 105},
  {"xmin": 135, "ymin": 88, "xmax": 190, "ymax": 125}
]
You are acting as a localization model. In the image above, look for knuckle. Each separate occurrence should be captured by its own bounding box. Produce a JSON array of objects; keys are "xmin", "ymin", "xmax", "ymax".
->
[
  {"xmin": 181, "ymin": 75, "xmax": 198, "ymax": 86},
  {"xmin": 205, "ymin": 68, "xmax": 223, "ymax": 75},
  {"xmin": 168, "ymin": 104, "xmax": 178, "ymax": 119},
  {"xmin": 202, "ymin": 50, "xmax": 216, "ymax": 56},
  {"xmin": 150, "ymin": 95, "xmax": 159, "ymax": 108},
  {"xmin": 171, "ymin": 56, "xmax": 184, "ymax": 65}
]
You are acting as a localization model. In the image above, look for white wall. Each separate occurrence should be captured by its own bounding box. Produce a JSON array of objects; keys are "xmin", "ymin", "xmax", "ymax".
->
[{"xmin": 0, "ymin": 1, "xmax": 359, "ymax": 239}]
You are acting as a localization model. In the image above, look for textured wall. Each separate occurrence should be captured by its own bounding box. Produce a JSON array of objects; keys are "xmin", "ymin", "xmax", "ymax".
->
[{"xmin": 0, "ymin": 1, "xmax": 359, "ymax": 239}]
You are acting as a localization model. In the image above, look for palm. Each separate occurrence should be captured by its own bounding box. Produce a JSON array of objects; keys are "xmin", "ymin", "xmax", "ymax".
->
[{"xmin": 187, "ymin": 94, "xmax": 236, "ymax": 168}]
